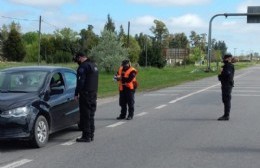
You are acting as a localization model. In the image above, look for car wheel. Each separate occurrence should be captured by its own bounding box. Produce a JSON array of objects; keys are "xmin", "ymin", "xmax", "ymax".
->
[{"xmin": 31, "ymin": 115, "xmax": 49, "ymax": 148}]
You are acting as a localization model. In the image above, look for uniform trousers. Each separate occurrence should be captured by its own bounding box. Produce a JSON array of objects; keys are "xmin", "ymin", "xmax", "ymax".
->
[
  {"xmin": 119, "ymin": 88, "xmax": 135, "ymax": 118},
  {"xmin": 79, "ymin": 91, "xmax": 97, "ymax": 138},
  {"xmin": 221, "ymin": 86, "xmax": 233, "ymax": 117}
]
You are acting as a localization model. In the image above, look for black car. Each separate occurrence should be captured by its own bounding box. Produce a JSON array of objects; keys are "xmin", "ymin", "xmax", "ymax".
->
[{"xmin": 0, "ymin": 66, "xmax": 80, "ymax": 147}]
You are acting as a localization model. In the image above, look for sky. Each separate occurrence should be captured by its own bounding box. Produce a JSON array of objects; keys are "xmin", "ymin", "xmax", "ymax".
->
[{"xmin": 1, "ymin": 0, "xmax": 260, "ymax": 55}]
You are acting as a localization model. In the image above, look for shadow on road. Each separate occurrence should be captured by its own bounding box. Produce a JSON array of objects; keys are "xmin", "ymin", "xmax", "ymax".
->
[{"xmin": 0, "ymin": 125, "xmax": 80, "ymax": 151}]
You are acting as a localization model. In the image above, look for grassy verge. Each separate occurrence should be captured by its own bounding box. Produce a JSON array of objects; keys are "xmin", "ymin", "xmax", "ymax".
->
[{"xmin": 0, "ymin": 61, "xmax": 254, "ymax": 98}]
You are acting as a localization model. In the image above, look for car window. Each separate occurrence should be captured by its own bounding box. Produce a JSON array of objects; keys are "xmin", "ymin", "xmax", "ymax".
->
[
  {"xmin": 50, "ymin": 72, "xmax": 65, "ymax": 88},
  {"xmin": 2, "ymin": 71, "xmax": 47, "ymax": 92},
  {"xmin": 0, "ymin": 72, "xmax": 6, "ymax": 91},
  {"xmin": 64, "ymin": 72, "xmax": 76, "ymax": 90}
]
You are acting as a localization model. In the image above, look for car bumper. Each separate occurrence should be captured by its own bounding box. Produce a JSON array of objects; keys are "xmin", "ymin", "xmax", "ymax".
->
[{"xmin": 0, "ymin": 116, "xmax": 33, "ymax": 139}]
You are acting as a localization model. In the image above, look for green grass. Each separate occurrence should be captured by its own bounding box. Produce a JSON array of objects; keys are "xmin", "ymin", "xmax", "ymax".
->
[{"xmin": 0, "ymin": 61, "xmax": 254, "ymax": 98}]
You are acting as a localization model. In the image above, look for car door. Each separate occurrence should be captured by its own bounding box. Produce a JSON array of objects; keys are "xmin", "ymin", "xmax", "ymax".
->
[
  {"xmin": 48, "ymin": 72, "xmax": 69, "ymax": 131},
  {"xmin": 62, "ymin": 71, "xmax": 79, "ymax": 126}
]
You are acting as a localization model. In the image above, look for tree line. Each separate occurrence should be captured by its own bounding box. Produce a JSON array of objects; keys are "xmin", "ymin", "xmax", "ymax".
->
[{"xmin": 0, "ymin": 14, "xmax": 228, "ymax": 72}]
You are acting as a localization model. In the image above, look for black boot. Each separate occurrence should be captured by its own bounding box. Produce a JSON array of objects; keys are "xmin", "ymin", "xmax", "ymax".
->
[
  {"xmin": 90, "ymin": 134, "xmax": 94, "ymax": 141},
  {"xmin": 76, "ymin": 132, "xmax": 91, "ymax": 142},
  {"xmin": 217, "ymin": 115, "xmax": 229, "ymax": 121},
  {"xmin": 116, "ymin": 115, "xmax": 126, "ymax": 120},
  {"xmin": 126, "ymin": 115, "xmax": 133, "ymax": 120}
]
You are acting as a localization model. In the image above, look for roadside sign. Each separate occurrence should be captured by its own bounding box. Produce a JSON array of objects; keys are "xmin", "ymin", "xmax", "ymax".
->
[{"xmin": 247, "ymin": 6, "xmax": 260, "ymax": 23}]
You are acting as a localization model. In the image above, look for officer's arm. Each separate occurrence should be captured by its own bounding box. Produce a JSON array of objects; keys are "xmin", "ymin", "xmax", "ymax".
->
[
  {"xmin": 124, "ymin": 71, "xmax": 136, "ymax": 83},
  {"xmin": 222, "ymin": 65, "xmax": 233, "ymax": 81},
  {"xmin": 77, "ymin": 67, "xmax": 87, "ymax": 92}
]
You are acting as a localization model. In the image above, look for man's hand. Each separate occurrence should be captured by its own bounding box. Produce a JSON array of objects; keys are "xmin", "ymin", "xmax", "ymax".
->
[{"xmin": 74, "ymin": 95, "xmax": 79, "ymax": 101}]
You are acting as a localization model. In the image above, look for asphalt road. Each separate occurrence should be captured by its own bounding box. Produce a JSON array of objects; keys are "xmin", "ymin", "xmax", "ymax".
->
[{"xmin": 1, "ymin": 65, "xmax": 260, "ymax": 168}]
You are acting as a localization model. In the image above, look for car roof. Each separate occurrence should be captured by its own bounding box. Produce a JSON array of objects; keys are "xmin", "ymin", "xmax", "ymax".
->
[{"xmin": 0, "ymin": 65, "xmax": 75, "ymax": 73}]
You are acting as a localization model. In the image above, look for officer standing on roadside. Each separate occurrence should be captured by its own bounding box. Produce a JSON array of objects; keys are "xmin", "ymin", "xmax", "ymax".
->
[
  {"xmin": 73, "ymin": 51, "xmax": 99, "ymax": 142},
  {"xmin": 114, "ymin": 60, "xmax": 138, "ymax": 120},
  {"xmin": 218, "ymin": 53, "xmax": 235, "ymax": 121}
]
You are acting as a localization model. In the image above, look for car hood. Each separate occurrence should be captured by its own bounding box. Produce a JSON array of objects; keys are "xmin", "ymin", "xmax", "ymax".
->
[{"xmin": 0, "ymin": 92, "xmax": 39, "ymax": 112}]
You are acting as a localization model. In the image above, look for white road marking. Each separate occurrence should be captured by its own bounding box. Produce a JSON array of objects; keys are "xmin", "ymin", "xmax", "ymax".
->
[
  {"xmin": 61, "ymin": 141, "xmax": 76, "ymax": 146},
  {"xmin": 0, "ymin": 159, "xmax": 32, "ymax": 168},
  {"xmin": 107, "ymin": 121, "xmax": 126, "ymax": 128},
  {"xmin": 169, "ymin": 83, "xmax": 220, "ymax": 104},
  {"xmin": 136, "ymin": 112, "xmax": 148, "ymax": 117},
  {"xmin": 233, "ymin": 94, "xmax": 260, "ymax": 97},
  {"xmin": 168, "ymin": 71, "xmax": 250, "ymax": 104},
  {"xmin": 155, "ymin": 104, "xmax": 167, "ymax": 109},
  {"xmin": 144, "ymin": 93, "xmax": 178, "ymax": 96}
]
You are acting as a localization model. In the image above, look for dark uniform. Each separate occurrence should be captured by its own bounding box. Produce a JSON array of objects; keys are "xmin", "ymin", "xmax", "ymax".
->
[
  {"xmin": 74, "ymin": 55, "xmax": 98, "ymax": 142},
  {"xmin": 116, "ymin": 60, "xmax": 137, "ymax": 120},
  {"xmin": 218, "ymin": 54, "xmax": 235, "ymax": 121}
]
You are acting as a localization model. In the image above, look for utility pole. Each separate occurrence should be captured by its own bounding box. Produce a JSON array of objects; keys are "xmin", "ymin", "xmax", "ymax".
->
[
  {"xmin": 38, "ymin": 15, "xmax": 42, "ymax": 65},
  {"xmin": 145, "ymin": 36, "xmax": 147, "ymax": 67},
  {"xmin": 127, "ymin": 21, "xmax": 130, "ymax": 48}
]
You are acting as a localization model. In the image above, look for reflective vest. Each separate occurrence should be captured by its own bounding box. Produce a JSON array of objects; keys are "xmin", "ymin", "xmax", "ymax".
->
[{"xmin": 117, "ymin": 66, "xmax": 138, "ymax": 91}]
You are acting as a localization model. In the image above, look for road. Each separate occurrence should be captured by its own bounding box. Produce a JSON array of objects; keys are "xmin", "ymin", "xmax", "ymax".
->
[{"xmin": 1, "ymin": 65, "xmax": 260, "ymax": 168}]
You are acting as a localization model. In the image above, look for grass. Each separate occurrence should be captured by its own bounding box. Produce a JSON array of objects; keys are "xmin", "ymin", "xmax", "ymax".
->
[{"xmin": 0, "ymin": 61, "xmax": 254, "ymax": 98}]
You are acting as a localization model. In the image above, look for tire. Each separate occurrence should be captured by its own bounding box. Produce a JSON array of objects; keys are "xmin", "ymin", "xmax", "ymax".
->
[{"xmin": 31, "ymin": 115, "xmax": 49, "ymax": 148}]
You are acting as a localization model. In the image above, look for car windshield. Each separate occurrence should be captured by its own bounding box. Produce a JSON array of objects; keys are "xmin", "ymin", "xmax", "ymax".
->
[{"xmin": 0, "ymin": 71, "xmax": 48, "ymax": 92}]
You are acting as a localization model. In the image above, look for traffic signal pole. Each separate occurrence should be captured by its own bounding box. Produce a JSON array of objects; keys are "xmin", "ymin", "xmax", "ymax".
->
[{"xmin": 206, "ymin": 12, "xmax": 260, "ymax": 72}]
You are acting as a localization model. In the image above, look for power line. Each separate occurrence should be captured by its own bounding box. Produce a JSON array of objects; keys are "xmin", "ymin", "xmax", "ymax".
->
[
  {"xmin": 41, "ymin": 19, "xmax": 60, "ymax": 30},
  {"xmin": 1, "ymin": 15, "xmax": 38, "ymax": 22},
  {"xmin": 1, "ymin": 15, "xmax": 61, "ymax": 32}
]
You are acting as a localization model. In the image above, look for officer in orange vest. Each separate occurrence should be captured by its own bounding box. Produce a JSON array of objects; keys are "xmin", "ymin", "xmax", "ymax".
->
[{"xmin": 114, "ymin": 60, "xmax": 138, "ymax": 120}]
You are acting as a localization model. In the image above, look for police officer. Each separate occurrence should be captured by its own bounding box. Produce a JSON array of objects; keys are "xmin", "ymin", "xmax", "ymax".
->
[
  {"xmin": 218, "ymin": 53, "xmax": 235, "ymax": 121},
  {"xmin": 73, "ymin": 52, "xmax": 99, "ymax": 142},
  {"xmin": 115, "ymin": 60, "xmax": 138, "ymax": 120}
]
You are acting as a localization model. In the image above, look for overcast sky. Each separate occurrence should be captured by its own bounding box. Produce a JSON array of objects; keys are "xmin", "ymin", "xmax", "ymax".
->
[{"xmin": 1, "ymin": 0, "xmax": 260, "ymax": 55}]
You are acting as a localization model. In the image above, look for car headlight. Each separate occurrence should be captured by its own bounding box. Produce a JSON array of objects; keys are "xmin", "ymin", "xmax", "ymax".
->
[{"xmin": 1, "ymin": 106, "xmax": 31, "ymax": 117}]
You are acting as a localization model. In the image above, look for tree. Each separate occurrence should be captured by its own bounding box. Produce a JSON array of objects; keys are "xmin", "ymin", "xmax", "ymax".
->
[
  {"xmin": 40, "ymin": 35, "xmax": 56, "ymax": 63},
  {"xmin": 22, "ymin": 31, "xmax": 39, "ymax": 62},
  {"xmin": 79, "ymin": 25, "xmax": 99, "ymax": 54},
  {"xmin": 104, "ymin": 14, "xmax": 116, "ymax": 33},
  {"xmin": 150, "ymin": 20, "xmax": 169, "ymax": 47},
  {"xmin": 24, "ymin": 41, "xmax": 38, "ymax": 62},
  {"xmin": 189, "ymin": 31, "xmax": 207, "ymax": 52},
  {"xmin": 3, "ymin": 28, "xmax": 26, "ymax": 61},
  {"xmin": 135, "ymin": 33, "xmax": 152, "ymax": 51},
  {"xmin": 53, "ymin": 27, "xmax": 80, "ymax": 54},
  {"xmin": 212, "ymin": 40, "xmax": 227, "ymax": 57},
  {"xmin": 190, "ymin": 47, "xmax": 204, "ymax": 65},
  {"xmin": 127, "ymin": 36, "xmax": 141, "ymax": 63},
  {"xmin": 0, "ymin": 23, "xmax": 18, "ymax": 60},
  {"xmin": 118, "ymin": 25, "xmax": 125, "ymax": 42},
  {"xmin": 150, "ymin": 42, "xmax": 167, "ymax": 68},
  {"xmin": 212, "ymin": 49, "xmax": 222, "ymax": 70},
  {"xmin": 169, "ymin": 33, "xmax": 189, "ymax": 48},
  {"xmin": 118, "ymin": 27, "xmax": 141, "ymax": 63},
  {"xmin": 90, "ymin": 29, "xmax": 128, "ymax": 72},
  {"xmin": 22, "ymin": 32, "xmax": 38, "ymax": 44}
]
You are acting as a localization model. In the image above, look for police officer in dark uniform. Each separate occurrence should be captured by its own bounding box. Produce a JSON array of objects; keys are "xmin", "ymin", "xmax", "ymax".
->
[
  {"xmin": 115, "ymin": 60, "xmax": 138, "ymax": 120},
  {"xmin": 218, "ymin": 53, "xmax": 235, "ymax": 121},
  {"xmin": 73, "ymin": 52, "xmax": 99, "ymax": 142}
]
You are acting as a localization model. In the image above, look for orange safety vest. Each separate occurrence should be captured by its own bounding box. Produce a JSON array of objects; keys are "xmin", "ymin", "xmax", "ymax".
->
[{"xmin": 117, "ymin": 66, "xmax": 138, "ymax": 91}]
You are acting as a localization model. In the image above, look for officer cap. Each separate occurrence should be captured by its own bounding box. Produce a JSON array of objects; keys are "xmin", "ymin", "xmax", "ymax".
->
[
  {"xmin": 223, "ymin": 53, "xmax": 232, "ymax": 59},
  {"xmin": 72, "ymin": 51, "xmax": 86, "ymax": 62},
  {"xmin": 122, "ymin": 59, "xmax": 130, "ymax": 66},
  {"xmin": 75, "ymin": 51, "xmax": 86, "ymax": 58}
]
